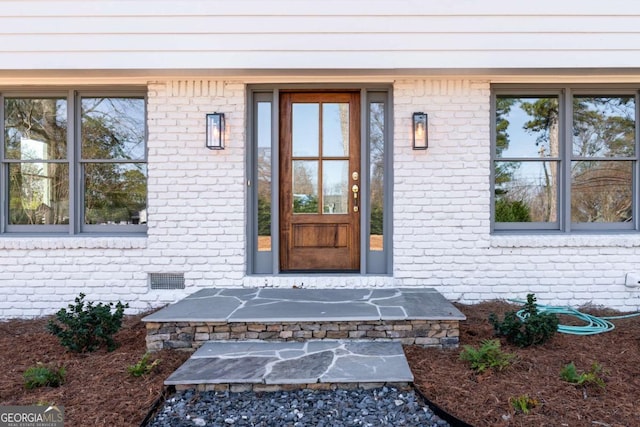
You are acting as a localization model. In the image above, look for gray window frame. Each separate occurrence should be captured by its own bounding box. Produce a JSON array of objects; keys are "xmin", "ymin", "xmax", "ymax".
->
[
  {"xmin": 1, "ymin": 90, "xmax": 71, "ymax": 234},
  {"xmin": 0, "ymin": 87, "xmax": 147, "ymax": 235},
  {"xmin": 246, "ymin": 84, "xmax": 393, "ymax": 275},
  {"xmin": 492, "ymin": 84, "xmax": 640, "ymax": 233}
]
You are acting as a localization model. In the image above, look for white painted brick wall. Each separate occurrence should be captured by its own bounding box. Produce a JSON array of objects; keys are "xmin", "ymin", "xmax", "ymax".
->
[
  {"xmin": 146, "ymin": 80, "xmax": 246, "ymax": 288},
  {"xmin": 2, "ymin": 77, "xmax": 640, "ymax": 318},
  {"xmin": 0, "ymin": 80, "xmax": 247, "ymax": 318},
  {"xmin": 392, "ymin": 79, "xmax": 640, "ymax": 311}
]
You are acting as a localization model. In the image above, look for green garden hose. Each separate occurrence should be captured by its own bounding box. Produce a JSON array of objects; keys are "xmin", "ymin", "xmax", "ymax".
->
[{"xmin": 508, "ymin": 299, "xmax": 640, "ymax": 336}]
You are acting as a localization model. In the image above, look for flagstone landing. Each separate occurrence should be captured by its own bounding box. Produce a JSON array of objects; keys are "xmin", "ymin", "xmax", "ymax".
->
[{"xmin": 143, "ymin": 288, "xmax": 465, "ymax": 352}]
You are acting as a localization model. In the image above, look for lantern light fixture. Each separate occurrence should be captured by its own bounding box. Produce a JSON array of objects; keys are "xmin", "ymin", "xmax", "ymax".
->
[
  {"xmin": 206, "ymin": 112, "xmax": 225, "ymax": 150},
  {"xmin": 412, "ymin": 112, "xmax": 428, "ymax": 150}
]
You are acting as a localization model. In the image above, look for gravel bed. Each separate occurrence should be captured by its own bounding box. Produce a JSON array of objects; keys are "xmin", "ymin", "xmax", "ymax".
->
[{"xmin": 148, "ymin": 386, "xmax": 450, "ymax": 427}]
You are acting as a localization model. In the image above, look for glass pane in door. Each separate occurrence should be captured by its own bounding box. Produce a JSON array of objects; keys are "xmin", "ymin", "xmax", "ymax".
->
[
  {"xmin": 322, "ymin": 160, "xmax": 349, "ymax": 214},
  {"xmin": 292, "ymin": 160, "xmax": 319, "ymax": 213},
  {"xmin": 292, "ymin": 104, "xmax": 319, "ymax": 157},
  {"xmin": 322, "ymin": 103, "xmax": 349, "ymax": 156}
]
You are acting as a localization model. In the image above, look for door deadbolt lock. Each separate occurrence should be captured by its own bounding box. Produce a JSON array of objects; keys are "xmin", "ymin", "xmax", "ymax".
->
[
  {"xmin": 352, "ymin": 171, "xmax": 359, "ymax": 181},
  {"xmin": 351, "ymin": 185, "xmax": 359, "ymax": 213}
]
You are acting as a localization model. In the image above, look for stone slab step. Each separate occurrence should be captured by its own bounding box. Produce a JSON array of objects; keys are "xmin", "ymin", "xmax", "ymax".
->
[
  {"xmin": 165, "ymin": 340, "xmax": 413, "ymax": 389},
  {"xmin": 143, "ymin": 288, "xmax": 466, "ymax": 323}
]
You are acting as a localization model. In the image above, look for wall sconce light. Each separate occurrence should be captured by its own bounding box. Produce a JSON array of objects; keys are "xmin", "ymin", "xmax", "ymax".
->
[
  {"xmin": 412, "ymin": 112, "xmax": 428, "ymax": 150},
  {"xmin": 206, "ymin": 112, "xmax": 225, "ymax": 150}
]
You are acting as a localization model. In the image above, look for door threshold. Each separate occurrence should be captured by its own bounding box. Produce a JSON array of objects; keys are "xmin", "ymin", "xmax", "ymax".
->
[{"xmin": 280, "ymin": 270, "xmax": 360, "ymax": 274}]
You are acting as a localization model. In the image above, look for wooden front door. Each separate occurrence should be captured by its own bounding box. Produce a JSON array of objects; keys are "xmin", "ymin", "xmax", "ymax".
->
[{"xmin": 279, "ymin": 92, "xmax": 361, "ymax": 271}]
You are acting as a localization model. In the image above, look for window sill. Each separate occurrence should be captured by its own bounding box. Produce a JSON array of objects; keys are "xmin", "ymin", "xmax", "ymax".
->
[
  {"xmin": 0, "ymin": 235, "xmax": 147, "ymax": 250},
  {"xmin": 491, "ymin": 232, "xmax": 640, "ymax": 248}
]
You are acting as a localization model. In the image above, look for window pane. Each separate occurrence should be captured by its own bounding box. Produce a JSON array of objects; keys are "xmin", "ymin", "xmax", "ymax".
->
[
  {"xmin": 495, "ymin": 96, "xmax": 560, "ymax": 158},
  {"xmin": 322, "ymin": 160, "xmax": 348, "ymax": 214},
  {"xmin": 322, "ymin": 103, "xmax": 349, "ymax": 156},
  {"xmin": 292, "ymin": 103, "xmax": 319, "ymax": 157},
  {"xmin": 81, "ymin": 97, "xmax": 146, "ymax": 160},
  {"xmin": 370, "ymin": 102, "xmax": 384, "ymax": 251},
  {"xmin": 571, "ymin": 161, "xmax": 632, "ymax": 223},
  {"xmin": 84, "ymin": 163, "xmax": 147, "ymax": 225},
  {"xmin": 257, "ymin": 102, "xmax": 272, "ymax": 251},
  {"xmin": 8, "ymin": 163, "xmax": 69, "ymax": 225},
  {"xmin": 292, "ymin": 160, "xmax": 318, "ymax": 214},
  {"xmin": 4, "ymin": 98, "xmax": 67, "ymax": 160},
  {"xmin": 494, "ymin": 161, "xmax": 558, "ymax": 223},
  {"xmin": 573, "ymin": 96, "xmax": 635, "ymax": 158}
]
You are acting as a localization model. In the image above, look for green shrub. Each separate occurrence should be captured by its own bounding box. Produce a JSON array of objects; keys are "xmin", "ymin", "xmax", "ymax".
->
[
  {"xmin": 23, "ymin": 363, "xmax": 66, "ymax": 390},
  {"xmin": 47, "ymin": 293, "xmax": 128, "ymax": 353},
  {"xmin": 128, "ymin": 353, "xmax": 161, "ymax": 377},
  {"xmin": 370, "ymin": 204, "xmax": 384, "ymax": 235},
  {"xmin": 293, "ymin": 195, "xmax": 318, "ymax": 213},
  {"xmin": 560, "ymin": 362, "xmax": 605, "ymax": 389},
  {"xmin": 495, "ymin": 198, "xmax": 531, "ymax": 222},
  {"xmin": 257, "ymin": 196, "xmax": 271, "ymax": 236},
  {"xmin": 489, "ymin": 294, "xmax": 559, "ymax": 347},
  {"xmin": 459, "ymin": 339, "xmax": 515, "ymax": 373},
  {"xmin": 509, "ymin": 394, "xmax": 538, "ymax": 414}
]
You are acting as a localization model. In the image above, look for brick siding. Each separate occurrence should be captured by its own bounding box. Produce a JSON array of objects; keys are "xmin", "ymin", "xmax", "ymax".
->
[{"xmin": 1, "ymin": 78, "xmax": 640, "ymax": 317}]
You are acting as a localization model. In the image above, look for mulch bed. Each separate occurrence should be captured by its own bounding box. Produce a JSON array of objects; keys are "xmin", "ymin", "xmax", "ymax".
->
[
  {"xmin": 1, "ymin": 302, "xmax": 639, "ymax": 427},
  {"xmin": 406, "ymin": 301, "xmax": 640, "ymax": 427},
  {"xmin": 0, "ymin": 313, "xmax": 189, "ymax": 426}
]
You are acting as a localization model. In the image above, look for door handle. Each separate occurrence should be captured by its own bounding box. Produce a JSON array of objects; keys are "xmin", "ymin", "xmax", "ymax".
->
[{"xmin": 352, "ymin": 184, "xmax": 359, "ymax": 212}]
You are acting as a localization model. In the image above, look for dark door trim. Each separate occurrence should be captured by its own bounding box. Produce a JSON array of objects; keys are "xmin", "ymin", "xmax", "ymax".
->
[{"xmin": 247, "ymin": 84, "xmax": 393, "ymax": 275}]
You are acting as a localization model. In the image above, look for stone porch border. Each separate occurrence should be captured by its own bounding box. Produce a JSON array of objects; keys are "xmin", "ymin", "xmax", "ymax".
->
[{"xmin": 145, "ymin": 319, "xmax": 460, "ymax": 351}]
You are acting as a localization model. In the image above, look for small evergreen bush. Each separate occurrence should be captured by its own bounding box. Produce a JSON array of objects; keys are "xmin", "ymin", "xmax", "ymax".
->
[
  {"xmin": 47, "ymin": 293, "xmax": 128, "ymax": 353},
  {"xmin": 459, "ymin": 339, "xmax": 514, "ymax": 373},
  {"xmin": 560, "ymin": 362, "xmax": 605, "ymax": 389},
  {"xmin": 128, "ymin": 353, "xmax": 161, "ymax": 377},
  {"xmin": 489, "ymin": 294, "xmax": 558, "ymax": 347},
  {"xmin": 23, "ymin": 363, "xmax": 66, "ymax": 390}
]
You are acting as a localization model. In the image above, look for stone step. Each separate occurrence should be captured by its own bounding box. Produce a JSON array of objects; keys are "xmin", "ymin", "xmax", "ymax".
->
[
  {"xmin": 165, "ymin": 340, "xmax": 414, "ymax": 391},
  {"xmin": 143, "ymin": 288, "xmax": 466, "ymax": 352},
  {"xmin": 144, "ymin": 288, "xmax": 465, "ymax": 323}
]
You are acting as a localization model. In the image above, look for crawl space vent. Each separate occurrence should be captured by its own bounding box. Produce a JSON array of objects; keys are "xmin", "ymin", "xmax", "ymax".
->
[{"xmin": 149, "ymin": 273, "xmax": 185, "ymax": 290}]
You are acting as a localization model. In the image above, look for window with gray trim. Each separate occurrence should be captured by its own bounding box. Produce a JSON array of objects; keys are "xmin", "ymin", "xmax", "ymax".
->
[
  {"xmin": 493, "ymin": 86, "xmax": 638, "ymax": 232},
  {"xmin": 1, "ymin": 91, "xmax": 147, "ymax": 234}
]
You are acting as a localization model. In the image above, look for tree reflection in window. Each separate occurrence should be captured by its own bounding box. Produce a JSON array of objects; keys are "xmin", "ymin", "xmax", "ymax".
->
[
  {"xmin": 571, "ymin": 96, "xmax": 634, "ymax": 223},
  {"xmin": 81, "ymin": 97, "xmax": 147, "ymax": 225},
  {"xmin": 370, "ymin": 102, "xmax": 384, "ymax": 250},
  {"xmin": 4, "ymin": 98, "xmax": 69, "ymax": 225},
  {"xmin": 256, "ymin": 102, "xmax": 272, "ymax": 251},
  {"xmin": 494, "ymin": 93, "xmax": 636, "ymax": 227}
]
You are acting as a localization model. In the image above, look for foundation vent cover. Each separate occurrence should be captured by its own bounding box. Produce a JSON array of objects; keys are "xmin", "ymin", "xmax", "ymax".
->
[{"xmin": 149, "ymin": 273, "xmax": 185, "ymax": 290}]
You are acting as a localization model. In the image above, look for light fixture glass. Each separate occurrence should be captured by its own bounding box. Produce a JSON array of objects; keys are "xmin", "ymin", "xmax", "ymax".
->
[
  {"xmin": 206, "ymin": 112, "xmax": 225, "ymax": 150},
  {"xmin": 412, "ymin": 112, "xmax": 428, "ymax": 150}
]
